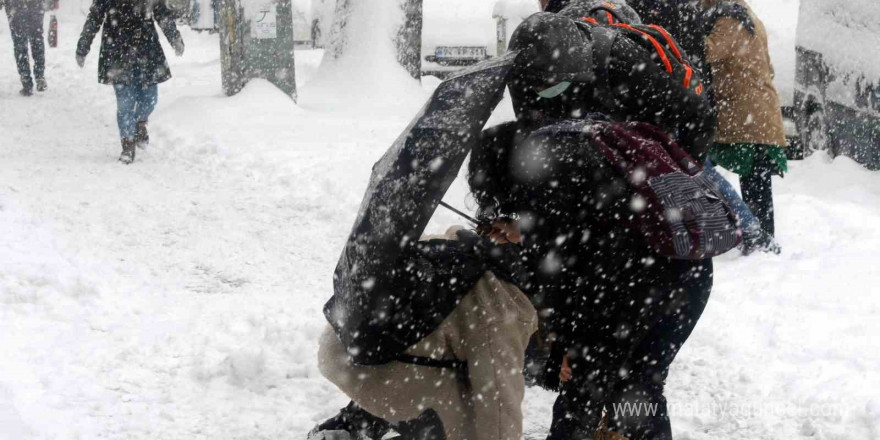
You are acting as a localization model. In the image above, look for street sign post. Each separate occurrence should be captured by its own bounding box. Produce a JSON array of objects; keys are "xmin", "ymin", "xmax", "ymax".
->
[{"xmin": 219, "ymin": 0, "xmax": 296, "ymax": 99}]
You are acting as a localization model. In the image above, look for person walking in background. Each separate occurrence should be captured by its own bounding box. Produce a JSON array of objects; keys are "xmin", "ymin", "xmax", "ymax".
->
[
  {"xmin": 76, "ymin": 0, "xmax": 184, "ymax": 164},
  {"xmin": 627, "ymin": 0, "xmax": 786, "ymax": 254},
  {"xmin": 2, "ymin": 0, "xmax": 47, "ymax": 96},
  {"xmin": 700, "ymin": 0, "xmax": 787, "ymax": 252}
]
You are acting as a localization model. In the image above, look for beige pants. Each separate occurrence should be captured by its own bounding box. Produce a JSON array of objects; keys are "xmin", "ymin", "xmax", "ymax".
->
[{"xmin": 319, "ymin": 271, "xmax": 538, "ymax": 440}]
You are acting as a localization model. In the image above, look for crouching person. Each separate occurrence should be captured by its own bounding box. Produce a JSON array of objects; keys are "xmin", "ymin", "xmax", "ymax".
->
[{"xmin": 312, "ymin": 222, "xmax": 537, "ymax": 440}]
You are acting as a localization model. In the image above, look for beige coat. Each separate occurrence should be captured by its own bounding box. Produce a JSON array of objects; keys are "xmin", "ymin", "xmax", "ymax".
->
[
  {"xmin": 704, "ymin": 0, "xmax": 787, "ymax": 147},
  {"xmin": 319, "ymin": 229, "xmax": 538, "ymax": 440}
]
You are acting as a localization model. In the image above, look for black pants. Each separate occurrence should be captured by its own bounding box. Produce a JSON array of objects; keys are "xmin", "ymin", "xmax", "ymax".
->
[
  {"xmin": 6, "ymin": 10, "xmax": 45, "ymax": 88},
  {"xmin": 740, "ymin": 150, "xmax": 776, "ymax": 237},
  {"xmin": 546, "ymin": 259, "xmax": 714, "ymax": 440}
]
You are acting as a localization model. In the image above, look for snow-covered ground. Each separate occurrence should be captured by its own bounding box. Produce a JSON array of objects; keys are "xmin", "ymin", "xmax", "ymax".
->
[{"xmin": 1, "ymin": 1, "xmax": 879, "ymax": 439}]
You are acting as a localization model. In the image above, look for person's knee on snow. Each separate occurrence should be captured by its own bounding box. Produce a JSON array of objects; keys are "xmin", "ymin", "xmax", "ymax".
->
[{"xmin": 315, "ymin": 221, "xmax": 536, "ymax": 440}]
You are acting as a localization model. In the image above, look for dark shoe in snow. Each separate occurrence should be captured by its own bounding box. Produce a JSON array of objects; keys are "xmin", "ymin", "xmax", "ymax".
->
[
  {"xmin": 19, "ymin": 87, "xmax": 33, "ymax": 97},
  {"xmin": 119, "ymin": 138, "xmax": 136, "ymax": 164},
  {"xmin": 36, "ymin": 78, "xmax": 47, "ymax": 92},
  {"xmin": 136, "ymin": 121, "xmax": 149, "ymax": 149},
  {"xmin": 741, "ymin": 230, "xmax": 781, "ymax": 256},
  {"xmin": 307, "ymin": 402, "xmax": 391, "ymax": 440}
]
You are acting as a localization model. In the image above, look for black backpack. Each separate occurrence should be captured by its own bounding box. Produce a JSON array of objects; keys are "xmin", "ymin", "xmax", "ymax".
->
[
  {"xmin": 623, "ymin": 0, "xmax": 756, "ymax": 106},
  {"xmin": 574, "ymin": 4, "xmax": 707, "ymax": 102}
]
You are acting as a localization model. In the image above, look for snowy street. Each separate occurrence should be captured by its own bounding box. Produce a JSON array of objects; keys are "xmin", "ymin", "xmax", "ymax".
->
[{"xmin": 1, "ymin": 1, "xmax": 879, "ymax": 439}]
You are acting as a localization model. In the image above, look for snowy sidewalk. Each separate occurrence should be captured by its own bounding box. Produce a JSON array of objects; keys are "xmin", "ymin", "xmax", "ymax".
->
[{"xmin": 2, "ymin": 8, "xmax": 880, "ymax": 440}]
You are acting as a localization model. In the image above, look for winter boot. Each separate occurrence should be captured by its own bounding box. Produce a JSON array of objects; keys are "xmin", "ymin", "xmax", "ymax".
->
[
  {"xmin": 740, "ymin": 229, "xmax": 781, "ymax": 256},
  {"xmin": 135, "ymin": 121, "xmax": 149, "ymax": 149},
  {"xmin": 307, "ymin": 401, "xmax": 392, "ymax": 440},
  {"xmin": 119, "ymin": 138, "xmax": 136, "ymax": 164},
  {"xmin": 19, "ymin": 77, "xmax": 33, "ymax": 96},
  {"xmin": 36, "ymin": 78, "xmax": 48, "ymax": 92},
  {"xmin": 18, "ymin": 76, "xmax": 34, "ymax": 96}
]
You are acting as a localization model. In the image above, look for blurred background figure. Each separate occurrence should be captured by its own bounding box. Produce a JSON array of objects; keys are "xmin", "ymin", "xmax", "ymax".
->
[{"xmin": 1, "ymin": 0, "xmax": 47, "ymax": 95}]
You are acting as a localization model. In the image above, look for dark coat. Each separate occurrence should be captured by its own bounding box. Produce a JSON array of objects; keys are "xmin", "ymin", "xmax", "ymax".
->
[
  {"xmin": 3, "ymin": 0, "xmax": 43, "ymax": 18},
  {"xmin": 76, "ymin": 0, "xmax": 181, "ymax": 85}
]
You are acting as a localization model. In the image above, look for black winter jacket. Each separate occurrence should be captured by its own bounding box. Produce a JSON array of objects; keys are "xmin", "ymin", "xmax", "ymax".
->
[
  {"xmin": 77, "ymin": 0, "xmax": 181, "ymax": 85},
  {"xmin": 2, "ymin": 0, "xmax": 42, "ymax": 17}
]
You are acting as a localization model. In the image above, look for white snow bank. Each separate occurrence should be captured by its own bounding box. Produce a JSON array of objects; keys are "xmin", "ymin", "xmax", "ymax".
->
[
  {"xmin": 300, "ymin": 1, "xmax": 426, "ymax": 116},
  {"xmin": 664, "ymin": 152, "xmax": 880, "ymax": 439},
  {"xmin": 0, "ymin": 381, "xmax": 33, "ymax": 439}
]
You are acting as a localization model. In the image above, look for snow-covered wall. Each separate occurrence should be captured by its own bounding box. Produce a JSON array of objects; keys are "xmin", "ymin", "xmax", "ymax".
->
[{"xmin": 797, "ymin": 0, "xmax": 880, "ymax": 81}]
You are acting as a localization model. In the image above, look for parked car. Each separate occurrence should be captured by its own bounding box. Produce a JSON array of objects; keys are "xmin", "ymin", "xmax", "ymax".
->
[{"xmin": 793, "ymin": 0, "xmax": 880, "ymax": 169}]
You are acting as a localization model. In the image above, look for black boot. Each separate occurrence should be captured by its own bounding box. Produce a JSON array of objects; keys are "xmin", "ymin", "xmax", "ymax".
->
[
  {"xmin": 307, "ymin": 401, "xmax": 392, "ymax": 440},
  {"xmin": 19, "ymin": 77, "xmax": 33, "ymax": 96},
  {"xmin": 741, "ymin": 229, "xmax": 781, "ymax": 255},
  {"xmin": 136, "ymin": 121, "xmax": 149, "ymax": 149},
  {"xmin": 36, "ymin": 78, "xmax": 47, "ymax": 92},
  {"xmin": 119, "ymin": 138, "xmax": 136, "ymax": 164}
]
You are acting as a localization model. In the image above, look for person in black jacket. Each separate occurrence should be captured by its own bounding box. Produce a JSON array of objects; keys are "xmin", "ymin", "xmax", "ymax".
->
[
  {"xmin": 481, "ymin": 1, "xmax": 716, "ymax": 439},
  {"xmin": 2, "ymin": 0, "xmax": 46, "ymax": 96},
  {"xmin": 76, "ymin": 0, "xmax": 184, "ymax": 164},
  {"xmin": 312, "ymin": 1, "xmax": 716, "ymax": 439}
]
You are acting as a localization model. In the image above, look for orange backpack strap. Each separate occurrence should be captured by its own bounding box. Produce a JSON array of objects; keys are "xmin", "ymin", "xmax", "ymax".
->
[
  {"xmin": 647, "ymin": 25, "xmax": 684, "ymax": 62},
  {"xmin": 646, "ymin": 24, "xmax": 697, "ymax": 89},
  {"xmin": 612, "ymin": 23, "xmax": 673, "ymax": 74}
]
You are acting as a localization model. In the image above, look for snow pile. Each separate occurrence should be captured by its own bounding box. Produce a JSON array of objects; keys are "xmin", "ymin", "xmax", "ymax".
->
[
  {"xmin": 299, "ymin": 0, "xmax": 425, "ymax": 116},
  {"xmin": 796, "ymin": 0, "xmax": 880, "ymax": 81}
]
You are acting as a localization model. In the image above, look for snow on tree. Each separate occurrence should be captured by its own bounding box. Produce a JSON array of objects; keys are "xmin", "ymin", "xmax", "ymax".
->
[
  {"xmin": 300, "ymin": 0, "xmax": 425, "ymax": 114},
  {"xmin": 325, "ymin": 0, "xmax": 423, "ymax": 79}
]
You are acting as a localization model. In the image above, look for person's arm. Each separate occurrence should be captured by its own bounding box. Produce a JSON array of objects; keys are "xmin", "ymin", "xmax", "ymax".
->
[
  {"xmin": 704, "ymin": 16, "xmax": 749, "ymax": 65},
  {"xmin": 76, "ymin": 0, "xmax": 106, "ymax": 58},
  {"xmin": 153, "ymin": 0, "xmax": 184, "ymax": 54}
]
